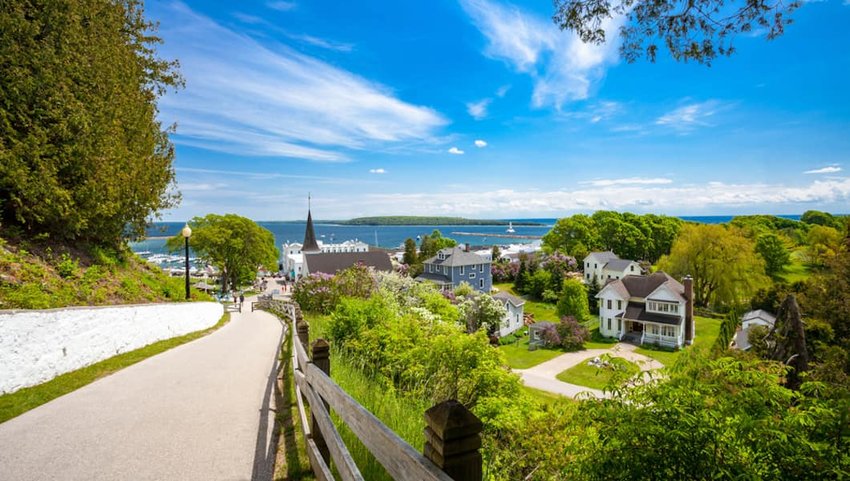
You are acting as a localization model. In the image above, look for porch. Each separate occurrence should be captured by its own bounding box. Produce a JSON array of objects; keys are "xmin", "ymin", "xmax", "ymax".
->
[{"xmin": 619, "ymin": 319, "xmax": 682, "ymax": 348}]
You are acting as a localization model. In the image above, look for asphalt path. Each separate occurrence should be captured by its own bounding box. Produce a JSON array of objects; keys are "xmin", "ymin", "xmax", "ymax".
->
[{"xmin": 0, "ymin": 293, "xmax": 284, "ymax": 481}]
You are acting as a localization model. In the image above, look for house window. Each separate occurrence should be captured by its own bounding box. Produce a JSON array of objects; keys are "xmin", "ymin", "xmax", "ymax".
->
[
  {"xmin": 479, "ymin": 264, "xmax": 484, "ymax": 272},
  {"xmin": 460, "ymin": 266, "xmax": 465, "ymax": 275},
  {"xmin": 479, "ymin": 278, "xmax": 484, "ymax": 289},
  {"xmin": 607, "ymin": 318, "xmax": 612, "ymax": 330},
  {"xmin": 617, "ymin": 300, "xmax": 622, "ymax": 310},
  {"xmin": 469, "ymin": 273, "xmax": 476, "ymax": 279},
  {"xmin": 630, "ymin": 265, "xmax": 634, "ymax": 272},
  {"xmin": 607, "ymin": 299, "xmax": 612, "ymax": 309},
  {"xmin": 618, "ymin": 319, "xmax": 622, "ymax": 331},
  {"xmin": 607, "ymin": 275, "xmax": 611, "ymax": 279},
  {"xmin": 649, "ymin": 325, "xmax": 659, "ymax": 335},
  {"xmin": 586, "ymin": 273, "xmax": 590, "ymax": 279},
  {"xmin": 429, "ymin": 264, "xmax": 433, "ymax": 273},
  {"xmin": 662, "ymin": 326, "xmax": 675, "ymax": 337},
  {"xmin": 594, "ymin": 263, "xmax": 597, "ymax": 268}
]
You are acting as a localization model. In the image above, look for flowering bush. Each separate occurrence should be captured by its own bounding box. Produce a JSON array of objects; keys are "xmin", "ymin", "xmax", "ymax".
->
[
  {"xmin": 491, "ymin": 261, "xmax": 519, "ymax": 282},
  {"xmin": 541, "ymin": 324, "xmax": 561, "ymax": 347},
  {"xmin": 292, "ymin": 272, "xmax": 336, "ymax": 313},
  {"xmin": 556, "ymin": 315, "xmax": 590, "ymax": 351}
]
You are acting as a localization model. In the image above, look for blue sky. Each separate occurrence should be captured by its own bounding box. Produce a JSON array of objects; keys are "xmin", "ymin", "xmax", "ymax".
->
[{"xmin": 148, "ymin": 0, "xmax": 850, "ymax": 220}]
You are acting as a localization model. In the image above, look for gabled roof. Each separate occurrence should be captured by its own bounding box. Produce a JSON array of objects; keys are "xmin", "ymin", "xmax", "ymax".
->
[
  {"xmin": 304, "ymin": 252, "xmax": 392, "ymax": 275},
  {"xmin": 585, "ymin": 251, "xmax": 619, "ymax": 264},
  {"xmin": 423, "ymin": 246, "xmax": 489, "ymax": 267},
  {"xmin": 597, "ymin": 271, "xmax": 684, "ymax": 300},
  {"xmin": 603, "ymin": 258, "xmax": 639, "ymax": 271},
  {"xmin": 742, "ymin": 309, "xmax": 776, "ymax": 325},
  {"xmin": 493, "ymin": 291, "xmax": 525, "ymax": 306}
]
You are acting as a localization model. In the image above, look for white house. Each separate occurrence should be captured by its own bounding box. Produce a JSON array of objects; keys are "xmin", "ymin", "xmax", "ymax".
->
[
  {"xmin": 583, "ymin": 251, "xmax": 642, "ymax": 286},
  {"xmin": 492, "ymin": 291, "xmax": 525, "ymax": 337},
  {"xmin": 732, "ymin": 309, "xmax": 776, "ymax": 350},
  {"xmin": 282, "ymin": 239, "xmax": 370, "ymax": 279},
  {"xmin": 596, "ymin": 272, "xmax": 694, "ymax": 348}
]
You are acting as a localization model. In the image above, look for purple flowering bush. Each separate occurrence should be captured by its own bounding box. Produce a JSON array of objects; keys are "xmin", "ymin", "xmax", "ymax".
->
[
  {"xmin": 541, "ymin": 324, "xmax": 561, "ymax": 347},
  {"xmin": 556, "ymin": 315, "xmax": 590, "ymax": 351},
  {"xmin": 293, "ymin": 272, "xmax": 337, "ymax": 313},
  {"xmin": 491, "ymin": 261, "xmax": 519, "ymax": 282}
]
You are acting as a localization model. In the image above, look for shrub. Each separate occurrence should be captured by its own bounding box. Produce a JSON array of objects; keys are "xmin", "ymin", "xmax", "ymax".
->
[
  {"xmin": 541, "ymin": 324, "xmax": 561, "ymax": 347},
  {"xmin": 56, "ymin": 254, "xmax": 80, "ymax": 279},
  {"xmin": 556, "ymin": 316, "xmax": 590, "ymax": 351},
  {"xmin": 556, "ymin": 278, "xmax": 590, "ymax": 320}
]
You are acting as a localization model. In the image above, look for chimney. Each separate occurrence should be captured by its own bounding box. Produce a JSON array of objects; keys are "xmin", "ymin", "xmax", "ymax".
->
[
  {"xmin": 683, "ymin": 276, "xmax": 694, "ymax": 345},
  {"xmin": 465, "ymin": 243, "xmax": 470, "ymax": 252}
]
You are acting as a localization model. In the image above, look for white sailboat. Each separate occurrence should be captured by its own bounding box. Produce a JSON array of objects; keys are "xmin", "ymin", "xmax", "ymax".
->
[{"xmin": 506, "ymin": 221, "xmax": 516, "ymax": 233}]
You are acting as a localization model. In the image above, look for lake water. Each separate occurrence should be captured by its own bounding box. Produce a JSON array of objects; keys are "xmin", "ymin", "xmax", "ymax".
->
[{"xmin": 130, "ymin": 215, "xmax": 803, "ymax": 256}]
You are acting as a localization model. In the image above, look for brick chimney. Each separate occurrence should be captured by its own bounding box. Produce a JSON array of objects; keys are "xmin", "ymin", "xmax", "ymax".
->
[
  {"xmin": 465, "ymin": 243, "xmax": 470, "ymax": 252},
  {"xmin": 683, "ymin": 276, "xmax": 694, "ymax": 345}
]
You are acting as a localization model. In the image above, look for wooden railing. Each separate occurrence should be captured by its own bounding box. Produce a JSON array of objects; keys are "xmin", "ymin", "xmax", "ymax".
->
[{"xmin": 262, "ymin": 300, "xmax": 483, "ymax": 481}]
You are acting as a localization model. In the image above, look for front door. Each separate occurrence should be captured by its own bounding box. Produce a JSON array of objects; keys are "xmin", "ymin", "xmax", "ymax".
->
[{"xmin": 631, "ymin": 322, "xmax": 643, "ymax": 333}]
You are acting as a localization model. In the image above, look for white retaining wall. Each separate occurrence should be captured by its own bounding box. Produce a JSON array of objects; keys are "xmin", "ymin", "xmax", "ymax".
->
[{"xmin": 0, "ymin": 302, "xmax": 224, "ymax": 394}]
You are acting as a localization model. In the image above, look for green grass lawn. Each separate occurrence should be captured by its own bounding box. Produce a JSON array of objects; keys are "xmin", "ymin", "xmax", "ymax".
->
[
  {"xmin": 0, "ymin": 312, "xmax": 231, "ymax": 424},
  {"xmin": 498, "ymin": 336, "xmax": 566, "ymax": 369},
  {"xmin": 556, "ymin": 356, "xmax": 640, "ymax": 390},
  {"xmin": 633, "ymin": 315, "xmax": 722, "ymax": 366},
  {"xmin": 780, "ymin": 247, "xmax": 812, "ymax": 284},
  {"xmin": 494, "ymin": 282, "xmax": 561, "ymax": 323},
  {"xmin": 523, "ymin": 386, "xmax": 572, "ymax": 406}
]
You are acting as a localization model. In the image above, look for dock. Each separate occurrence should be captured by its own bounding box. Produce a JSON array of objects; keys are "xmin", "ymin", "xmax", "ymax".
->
[{"xmin": 450, "ymin": 232, "xmax": 543, "ymax": 240}]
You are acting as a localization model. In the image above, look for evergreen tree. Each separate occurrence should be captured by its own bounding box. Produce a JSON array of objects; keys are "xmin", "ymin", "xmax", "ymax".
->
[
  {"xmin": 514, "ymin": 256, "xmax": 527, "ymax": 293},
  {"xmin": 491, "ymin": 245, "xmax": 501, "ymax": 262},
  {"xmin": 403, "ymin": 238, "xmax": 418, "ymax": 266}
]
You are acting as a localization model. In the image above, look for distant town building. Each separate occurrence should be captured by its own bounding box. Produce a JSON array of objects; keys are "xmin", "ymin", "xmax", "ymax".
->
[
  {"xmin": 583, "ymin": 251, "xmax": 641, "ymax": 286},
  {"xmin": 417, "ymin": 246, "xmax": 492, "ymax": 293},
  {"xmin": 596, "ymin": 272, "xmax": 695, "ymax": 349},
  {"xmin": 287, "ymin": 201, "xmax": 388, "ymax": 278}
]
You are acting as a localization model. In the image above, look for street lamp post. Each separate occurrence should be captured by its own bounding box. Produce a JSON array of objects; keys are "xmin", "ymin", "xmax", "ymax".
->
[{"xmin": 182, "ymin": 223, "xmax": 192, "ymax": 300}]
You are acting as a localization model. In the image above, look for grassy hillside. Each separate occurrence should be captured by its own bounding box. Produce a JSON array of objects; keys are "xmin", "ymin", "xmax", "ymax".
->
[{"xmin": 0, "ymin": 237, "xmax": 210, "ymax": 309}]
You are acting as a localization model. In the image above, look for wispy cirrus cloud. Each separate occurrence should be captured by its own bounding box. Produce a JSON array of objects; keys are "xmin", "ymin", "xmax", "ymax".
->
[
  {"xmin": 580, "ymin": 177, "xmax": 673, "ymax": 187},
  {"xmin": 267, "ymin": 1, "xmax": 296, "ymax": 11},
  {"xmin": 154, "ymin": 2, "xmax": 446, "ymax": 162},
  {"xmin": 656, "ymin": 101, "xmax": 725, "ymax": 131},
  {"xmin": 345, "ymin": 177, "xmax": 850, "ymax": 216},
  {"xmin": 369, "ymin": 168, "xmax": 387, "ymax": 174},
  {"xmin": 448, "ymin": 147, "xmax": 465, "ymax": 155},
  {"xmin": 804, "ymin": 165, "xmax": 842, "ymax": 174},
  {"xmin": 461, "ymin": 0, "xmax": 622, "ymax": 109}
]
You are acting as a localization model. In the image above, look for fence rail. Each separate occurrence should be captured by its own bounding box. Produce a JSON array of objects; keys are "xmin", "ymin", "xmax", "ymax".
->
[{"xmin": 259, "ymin": 300, "xmax": 482, "ymax": 481}]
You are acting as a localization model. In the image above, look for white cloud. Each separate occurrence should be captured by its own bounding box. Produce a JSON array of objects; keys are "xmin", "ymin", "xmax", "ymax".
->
[
  {"xmin": 461, "ymin": 0, "xmax": 622, "ymax": 109},
  {"xmin": 474, "ymin": 140, "xmax": 488, "ymax": 148},
  {"xmin": 287, "ymin": 33, "xmax": 354, "ymax": 52},
  {"xmin": 804, "ymin": 165, "xmax": 842, "ymax": 174},
  {"xmin": 448, "ymin": 147, "xmax": 465, "ymax": 155},
  {"xmin": 345, "ymin": 177, "xmax": 850, "ymax": 216},
  {"xmin": 466, "ymin": 99, "xmax": 491, "ymax": 120},
  {"xmin": 496, "ymin": 85, "xmax": 511, "ymax": 97},
  {"xmin": 369, "ymin": 168, "xmax": 387, "ymax": 174},
  {"xmin": 656, "ymin": 101, "xmax": 724, "ymax": 131},
  {"xmin": 154, "ymin": 3, "xmax": 446, "ymax": 162},
  {"xmin": 267, "ymin": 1, "xmax": 296, "ymax": 11},
  {"xmin": 580, "ymin": 177, "xmax": 673, "ymax": 187}
]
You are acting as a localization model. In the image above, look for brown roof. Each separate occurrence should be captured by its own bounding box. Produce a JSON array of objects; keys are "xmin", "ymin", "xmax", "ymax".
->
[
  {"xmin": 599, "ymin": 271, "xmax": 685, "ymax": 301},
  {"xmin": 304, "ymin": 251, "xmax": 392, "ymax": 275},
  {"xmin": 619, "ymin": 302, "xmax": 682, "ymax": 325}
]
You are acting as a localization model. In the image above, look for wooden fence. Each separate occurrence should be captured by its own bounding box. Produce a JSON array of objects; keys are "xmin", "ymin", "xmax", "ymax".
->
[{"xmin": 263, "ymin": 300, "xmax": 483, "ymax": 481}]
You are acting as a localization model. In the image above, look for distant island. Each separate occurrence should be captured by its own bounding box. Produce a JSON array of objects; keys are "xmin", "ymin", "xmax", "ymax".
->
[{"xmin": 335, "ymin": 216, "xmax": 545, "ymax": 226}]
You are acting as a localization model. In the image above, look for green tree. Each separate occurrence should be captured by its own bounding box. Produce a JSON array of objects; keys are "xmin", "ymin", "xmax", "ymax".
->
[
  {"xmin": 542, "ymin": 214, "xmax": 599, "ymax": 259},
  {"xmin": 419, "ymin": 229, "xmax": 458, "ymax": 259},
  {"xmin": 556, "ymin": 278, "xmax": 590, "ymax": 320},
  {"xmin": 804, "ymin": 225, "xmax": 842, "ymax": 267},
  {"xmin": 755, "ymin": 233, "xmax": 791, "ymax": 278},
  {"xmin": 801, "ymin": 210, "xmax": 840, "ymax": 229},
  {"xmin": 457, "ymin": 290, "xmax": 507, "ymax": 335},
  {"xmin": 0, "ymin": 0, "xmax": 181, "ymax": 247},
  {"xmin": 553, "ymin": 0, "xmax": 800, "ymax": 64},
  {"xmin": 402, "ymin": 238, "xmax": 418, "ymax": 266},
  {"xmin": 491, "ymin": 245, "xmax": 501, "ymax": 262},
  {"xmin": 167, "ymin": 214, "xmax": 278, "ymax": 292},
  {"xmin": 513, "ymin": 256, "xmax": 528, "ymax": 293},
  {"xmin": 658, "ymin": 224, "xmax": 768, "ymax": 307}
]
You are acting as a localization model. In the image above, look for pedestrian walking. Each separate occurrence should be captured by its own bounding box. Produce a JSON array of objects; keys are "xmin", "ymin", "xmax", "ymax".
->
[{"xmin": 239, "ymin": 293, "xmax": 245, "ymax": 305}]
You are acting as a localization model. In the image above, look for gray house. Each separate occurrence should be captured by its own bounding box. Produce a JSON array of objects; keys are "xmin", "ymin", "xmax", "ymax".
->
[{"xmin": 417, "ymin": 246, "xmax": 492, "ymax": 293}]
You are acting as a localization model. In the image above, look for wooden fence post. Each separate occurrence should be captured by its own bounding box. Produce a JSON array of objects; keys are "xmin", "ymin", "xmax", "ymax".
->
[
  {"xmin": 423, "ymin": 400, "xmax": 483, "ymax": 481},
  {"xmin": 296, "ymin": 320, "xmax": 309, "ymax": 348},
  {"xmin": 311, "ymin": 339, "xmax": 331, "ymax": 465}
]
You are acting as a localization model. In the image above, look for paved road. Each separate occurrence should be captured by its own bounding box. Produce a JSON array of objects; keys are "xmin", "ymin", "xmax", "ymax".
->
[
  {"xmin": 0, "ymin": 292, "xmax": 284, "ymax": 481},
  {"xmin": 516, "ymin": 343, "xmax": 663, "ymax": 399}
]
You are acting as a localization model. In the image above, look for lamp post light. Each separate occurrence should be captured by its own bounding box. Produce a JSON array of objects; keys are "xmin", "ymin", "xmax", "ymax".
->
[{"xmin": 182, "ymin": 223, "xmax": 192, "ymax": 300}]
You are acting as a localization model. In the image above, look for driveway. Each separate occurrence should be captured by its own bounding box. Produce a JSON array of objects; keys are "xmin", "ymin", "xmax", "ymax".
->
[
  {"xmin": 515, "ymin": 343, "xmax": 664, "ymax": 399},
  {"xmin": 0, "ymin": 291, "xmax": 284, "ymax": 481}
]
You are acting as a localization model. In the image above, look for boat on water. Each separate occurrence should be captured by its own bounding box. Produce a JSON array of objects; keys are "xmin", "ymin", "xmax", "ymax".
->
[{"xmin": 506, "ymin": 222, "xmax": 515, "ymax": 234}]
